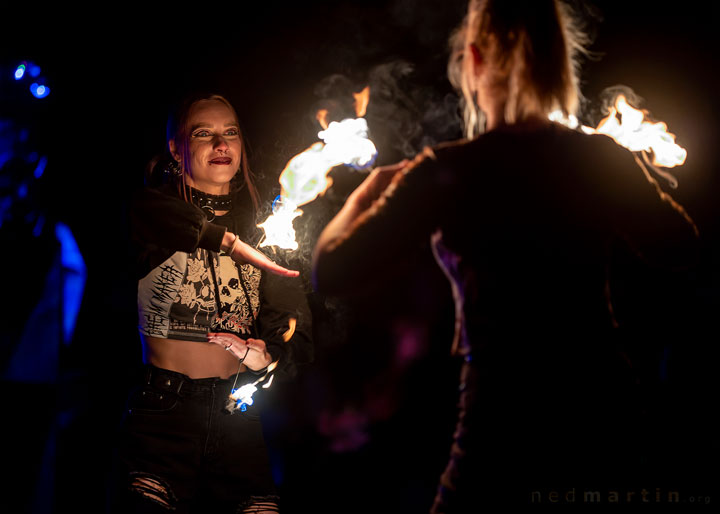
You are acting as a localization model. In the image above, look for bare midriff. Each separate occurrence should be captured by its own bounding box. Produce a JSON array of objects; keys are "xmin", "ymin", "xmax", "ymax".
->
[{"xmin": 142, "ymin": 335, "xmax": 246, "ymax": 379}]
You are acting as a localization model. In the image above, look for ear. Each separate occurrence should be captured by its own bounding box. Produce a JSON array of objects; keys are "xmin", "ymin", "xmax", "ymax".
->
[
  {"xmin": 469, "ymin": 43, "xmax": 484, "ymax": 77},
  {"xmin": 168, "ymin": 139, "xmax": 181, "ymax": 163}
]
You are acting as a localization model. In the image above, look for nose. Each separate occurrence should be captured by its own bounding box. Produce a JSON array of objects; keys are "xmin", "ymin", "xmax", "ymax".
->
[{"xmin": 213, "ymin": 135, "xmax": 229, "ymax": 152}]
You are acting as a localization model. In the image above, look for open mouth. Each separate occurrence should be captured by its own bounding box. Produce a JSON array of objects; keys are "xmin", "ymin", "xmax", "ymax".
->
[{"xmin": 209, "ymin": 157, "xmax": 232, "ymax": 165}]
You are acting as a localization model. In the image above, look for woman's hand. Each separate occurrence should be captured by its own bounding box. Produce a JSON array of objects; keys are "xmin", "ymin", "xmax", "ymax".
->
[
  {"xmin": 208, "ymin": 332, "xmax": 273, "ymax": 371},
  {"xmin": 223, "ymin": 233, "xmax": 299, "ymax": 278}
]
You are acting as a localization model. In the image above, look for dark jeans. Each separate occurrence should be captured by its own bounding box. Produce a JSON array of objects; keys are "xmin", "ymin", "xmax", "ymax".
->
[{"xmin": 111, "ymin": 365, "xmax": 277, "ymax": 513}]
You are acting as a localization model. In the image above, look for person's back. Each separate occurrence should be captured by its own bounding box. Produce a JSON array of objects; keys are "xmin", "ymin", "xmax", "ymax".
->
[
  {"xmin": 436, "ymin": 122, "xmax": 692, "ymax": 332},
  {"xmin": 425, "ymin": 122, "xmax": 697, "ymax": 508},
  {"xmin": 314, "ymin": 121, "xmax": 699, "ymax": 510}
]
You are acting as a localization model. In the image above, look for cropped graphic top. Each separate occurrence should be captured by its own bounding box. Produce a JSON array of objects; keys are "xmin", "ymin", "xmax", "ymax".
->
[
  {"xmin": 138, "ymin": 247, "xmax": 260, "ymax": 342},
  {"xmin": 132, "ymin": 183, "xmax": 312, "ymax": 370}
]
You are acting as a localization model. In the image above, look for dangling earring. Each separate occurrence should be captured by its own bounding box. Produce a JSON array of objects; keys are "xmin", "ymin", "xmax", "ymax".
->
[{"xmin": 165, "ymin": 159, "xmax": 183, "ymax": 178}]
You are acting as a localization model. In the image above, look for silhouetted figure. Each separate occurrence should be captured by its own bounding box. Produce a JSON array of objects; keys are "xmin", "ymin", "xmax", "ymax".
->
[{"xmin": 313, "ymin": 1, "xmax": 700, "ymax": 512}]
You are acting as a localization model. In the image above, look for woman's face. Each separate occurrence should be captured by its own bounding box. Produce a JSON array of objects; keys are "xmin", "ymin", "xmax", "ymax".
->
[{"xmin": 173, "ymin": 99, "xmax": 243, "ymax": 194}]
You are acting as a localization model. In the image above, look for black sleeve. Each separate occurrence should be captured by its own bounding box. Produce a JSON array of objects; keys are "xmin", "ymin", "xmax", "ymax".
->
[
  {"xmin": 131, "ymin": 187, "xmax": 227, "ymax": 252},
  {"xmin": 256, "ymin": 271, "xmax": 313, "ymax": 380},
  {"xmin": 131, "ymin": 186, "xmax": 227, "ymax": 278}
]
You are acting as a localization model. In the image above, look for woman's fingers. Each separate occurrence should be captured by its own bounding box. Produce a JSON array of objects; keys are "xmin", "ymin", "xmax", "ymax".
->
[
  {"xmin": 208, "ymin": 332, "xmax": 246, "ymax": 352},
  {"xmin": 234, "ymin": 240, "xmax": 300, "ymax": 278}
]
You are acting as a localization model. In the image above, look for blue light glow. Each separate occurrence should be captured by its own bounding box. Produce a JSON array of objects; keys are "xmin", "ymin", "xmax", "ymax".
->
[
  {"xmin": 271, "ymin": 194, "xmax": 282, "ymax": 211},
  {"xmin": 0, "ymin": 150, "xmax": 11, "ymax": 169},
  {"xmin": 34, "ymin": 156, "xmax": 48, "ymax": 178},
  {"xmin": 30, "ymin": 83, "xmax": 50, "ymax": 99},
  {"xmin": 15, "ymin": 65, "xmax": 26, "ymax": 80},
  {"xmin": 56, "ymin": 222, "xmax": 87, "ymax": 343},
  {"xmin": 28, "ymin": 64, "xmax": 41, "ymax": 77}
]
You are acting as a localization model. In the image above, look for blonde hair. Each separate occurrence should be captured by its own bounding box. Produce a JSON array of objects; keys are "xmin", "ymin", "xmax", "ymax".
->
[
  {"xmin": 448, "ymin": 0, "xmax": 588, "ymax": 138},
  {"xmin": 169, "ymin": 94, "xmax": 260, "ymax": 214}
]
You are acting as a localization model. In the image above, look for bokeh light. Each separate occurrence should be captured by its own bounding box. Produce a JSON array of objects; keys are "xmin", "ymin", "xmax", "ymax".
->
[
  {"xmin": 14, "ymin": 64, "xmax": 26, "ymax": 80},
  {"xmin": 29, "ymin": 83, "xmax": 50, "ymax": 99}
]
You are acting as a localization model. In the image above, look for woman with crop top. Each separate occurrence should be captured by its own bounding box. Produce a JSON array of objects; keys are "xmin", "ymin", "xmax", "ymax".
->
[{"xmin": 112, "ymin": 94, "xmax": 311, "ymax": 514}]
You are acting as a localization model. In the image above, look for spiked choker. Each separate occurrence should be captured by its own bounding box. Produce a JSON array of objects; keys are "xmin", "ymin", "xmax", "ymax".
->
[{"xmin": 189, "ymin": 187, "xmax": 233, "ymax": 221}]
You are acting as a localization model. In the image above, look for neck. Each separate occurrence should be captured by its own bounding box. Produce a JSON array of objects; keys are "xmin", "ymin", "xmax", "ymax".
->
[
  {"xmin": 478, "ymin": 90, "xmax": 506, "ymax": 132},
  {"xmin": 484, "ymin": 105, "xmax": 504, "ymax": 131},
  {"xmin": 484, "ymin": 103, "xmax": 552, "ymax": 132}
]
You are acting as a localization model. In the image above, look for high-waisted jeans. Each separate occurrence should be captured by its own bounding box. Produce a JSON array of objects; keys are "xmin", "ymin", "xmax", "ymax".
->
[{"xmin": 112, "ymin": 365, "xmax": 278, "ymax": 513}]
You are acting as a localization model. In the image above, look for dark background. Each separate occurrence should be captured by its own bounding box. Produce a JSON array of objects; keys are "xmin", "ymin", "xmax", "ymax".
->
[{"xmin": 1, "ymin": 1, "xmax": 719, "ymax": 512}]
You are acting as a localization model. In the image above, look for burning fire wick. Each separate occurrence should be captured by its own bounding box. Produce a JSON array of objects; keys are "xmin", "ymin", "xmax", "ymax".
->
[
  {"xmin": 550, "ymin": 94, "xmax": 687, "ymax": 188},
  {"xmin": 258, "ymin": 87, "xmax": 378, "ymax": 250},
  {"xmin": 226, "ymin": 361, "xmax": 278, "ymax": 413}
]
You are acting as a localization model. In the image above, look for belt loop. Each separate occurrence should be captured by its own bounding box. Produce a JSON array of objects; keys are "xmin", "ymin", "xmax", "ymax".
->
[{"xmin": 145, "ymin": 365, "xmax": 153, "ymax": 385}]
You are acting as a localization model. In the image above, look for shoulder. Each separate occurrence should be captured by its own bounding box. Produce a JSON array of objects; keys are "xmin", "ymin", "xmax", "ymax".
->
[{"xmin": 396, "ymin": 139, "xmax": 473, "ymax": 188}]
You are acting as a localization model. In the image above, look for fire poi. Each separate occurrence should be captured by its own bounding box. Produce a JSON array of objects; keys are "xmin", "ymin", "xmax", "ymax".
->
[
  {"xmin": 257, "ymin": 86, "xmax": 378, "ymax": 250},
  {"xmin": 228, "ymin": 88, "xmax": 376, "ymax": 411},
  {"xmin": 226, "ymin": 361, "xmax": 279, "ymax": 412},
  {"xmin": 550, "ymin": 93, "xmax": 687, "ymax": 187}
]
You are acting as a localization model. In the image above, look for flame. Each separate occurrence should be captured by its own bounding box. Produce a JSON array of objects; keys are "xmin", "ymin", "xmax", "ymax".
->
[
  {"xmin": 353, "ymin": 86, "xmax": 370, "ymax": 117},
  {"xmin": 316, "ymin": 109, "xmax": 329, "ymax": 130},
  {"xmin": 228, "ymin": 359, "xmax": 281, "ymax": 412},
  {"xmin": 594, "ymin": 95, "xmax": 686, "ymax": 168},
  {"xmin": 230, "ymin": 383, "xmax": 258, "ymax": 409},
  {"xmin": 549, "ymin": 94, "xmax": 687, "ymax": 188},
  {"xmin": 551, "ymin": 95, "xmax": 686, "ymax": 168},
  {"xmin": 258, "ymin": 89, "xmax": 378, "ymax": 249},
  {"xmin": 262, "ymin": 374, "xmax": 275, "ymax": 389}
]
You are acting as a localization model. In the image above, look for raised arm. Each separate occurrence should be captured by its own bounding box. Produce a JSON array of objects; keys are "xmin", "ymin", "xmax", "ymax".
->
[
  {"xmin": 131, "ymin": 186, "xmax": 298, "ymax": 277},
  {"xmin": 313, "ymin": 150, "xmax": 443, "ymax": 295}
]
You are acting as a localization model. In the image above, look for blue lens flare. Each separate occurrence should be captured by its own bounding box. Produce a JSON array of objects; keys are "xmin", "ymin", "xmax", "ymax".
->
[{"xmin": 30, "ymin": 83, "xmax": 50, "ymax": 99}]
